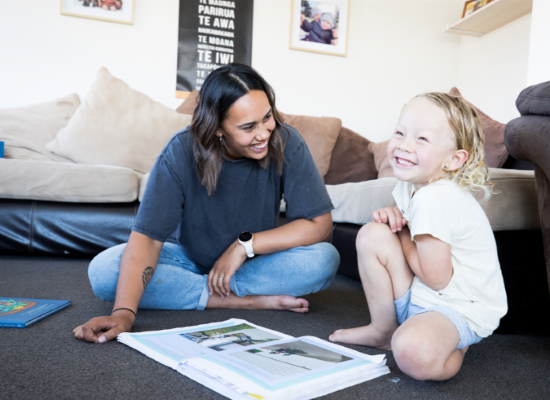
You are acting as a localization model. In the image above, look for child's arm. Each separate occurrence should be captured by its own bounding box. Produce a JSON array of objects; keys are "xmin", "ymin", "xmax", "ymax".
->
[
  {"xmin": 398, "ymin": 228, "xmax": 453, "ymax": 290},
  {"xmin": 301, "ymin": 18, "xmax": 313, "ymax": 32}
]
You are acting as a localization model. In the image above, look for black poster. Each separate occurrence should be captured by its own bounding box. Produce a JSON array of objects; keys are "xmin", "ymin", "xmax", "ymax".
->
[{"xmin": 176, "ymin": 0, "xmax": 254, "ymax": 96}]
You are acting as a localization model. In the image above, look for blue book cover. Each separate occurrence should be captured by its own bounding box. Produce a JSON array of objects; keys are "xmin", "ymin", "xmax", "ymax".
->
[{"xmin": 0, "ymin": 298, "xmax": 71, "ymax": 328}]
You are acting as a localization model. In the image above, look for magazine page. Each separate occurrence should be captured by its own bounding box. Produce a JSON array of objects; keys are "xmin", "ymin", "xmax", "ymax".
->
[
  {"xmin": 117, "ymin": 319, "xmax": 293, "ymax": 369},
  {"xmin": 180, "ymin": 336, "xmax": 389, "ymax": 399}
]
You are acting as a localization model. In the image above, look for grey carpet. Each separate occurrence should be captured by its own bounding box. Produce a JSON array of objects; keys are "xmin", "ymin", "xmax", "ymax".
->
[{"xmin": 1, "ymin": 256, "xmax": 550, "ymax": 400}]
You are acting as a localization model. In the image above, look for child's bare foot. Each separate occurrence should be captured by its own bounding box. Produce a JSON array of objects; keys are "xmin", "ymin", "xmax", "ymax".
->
[
  {"xmin": 206, "ymin": 294, "xmax": 309, "ymax": 313},
  {"xmin": 329, "ymin": 325, "xmax": 393, "ymax": 350}
]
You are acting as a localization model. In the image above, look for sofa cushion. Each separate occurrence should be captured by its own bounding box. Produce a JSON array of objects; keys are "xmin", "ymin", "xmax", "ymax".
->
[
  {"xmin": 0, "ymin": 94, "xmax": 80, "ymax": 163},
  {"xmin": 139, "ymin": 172, "xmax": 149, "ymax": 202},
  {"xmin": 516, "ymin": 81, "xmax": 550, "ymax": 117},
  {"xmin": 46, "ymin": 67, "xmax": 193, "ymax": 174},
  {"xmin": 280, "ymin": 113, "xmax": 341, "ymax": 179},
  {"xmin": 450, "ymin": 87, "xmax": 508, "ymax": 168},
  {"xmin": 324, "ymin": 127, "xmax": 377, "ymax": 185},
  {"xmin": 369, "ymin": 140, "xmax": 394, "ymax": 179},
  {"xmin": 175, "ymin": 90, "xmax": 200, "ymax": 115},
  {"xmin": 327, "ymin": 168, "xmax": 538, "ymax": 231},
  {"xmin": 0, "ymin": 158, "xmax": 140, "ymax": 203}
]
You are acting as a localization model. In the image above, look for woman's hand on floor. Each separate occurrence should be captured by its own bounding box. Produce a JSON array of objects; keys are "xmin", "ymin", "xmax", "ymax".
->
[
  {"xmin": 208, "ymin": 241, "xmax": 247, "ymax": 300},
  {"xmin": 73, "ymin": 314, "xmax": 134, "ymax": 343}
]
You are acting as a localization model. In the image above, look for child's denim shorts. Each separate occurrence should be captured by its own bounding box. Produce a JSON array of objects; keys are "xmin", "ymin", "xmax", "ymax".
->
[{"xmin": 394, "ymin": 288, "xmax": 483, "ymax": 349}]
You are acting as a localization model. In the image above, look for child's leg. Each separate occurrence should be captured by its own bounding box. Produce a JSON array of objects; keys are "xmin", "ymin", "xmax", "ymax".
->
[
  {"xmin": 392, "ymin": 311, "xmax": 465, "ymax": 380},
  {"xmin": 329, "ymin": 222, "xmax": 414, "ymax": 349}
]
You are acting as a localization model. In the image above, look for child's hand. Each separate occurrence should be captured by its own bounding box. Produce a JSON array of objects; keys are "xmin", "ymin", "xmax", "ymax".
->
[
  {"xmin": 372, "ymin": 206, "xmax": 407, "ymax": 233},
  {"xmin": 332, "ymin": 29, "xmax": 338, "ymax": 39}
]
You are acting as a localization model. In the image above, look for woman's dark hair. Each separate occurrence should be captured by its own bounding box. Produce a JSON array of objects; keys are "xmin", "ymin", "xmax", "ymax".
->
[{"xmin": 190, "ymin": 63, "xmax": 286, "ymax": 195}]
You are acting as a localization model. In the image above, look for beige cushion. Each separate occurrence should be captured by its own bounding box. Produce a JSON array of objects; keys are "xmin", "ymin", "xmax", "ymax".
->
[
  {"xmin": 0, "ymin": 158, "xmax": 140, "ymax": 203},
  {"xmin": 139, "ymin": 172, "xmax": 149, "ymax": 202},
  {"xmin": 0, "ymin": 94, "xmax": 80, "ymax": 162},
  {"xmin": 46, "ymin": 67, "xmax": 193, "ymax": 174},
  {"xmin": 327, "ymin": 168, "xmax": 538, "ymax": 231},
  {"xmin": 480, "ymin": 169, "xmax": 538, "ymax": 231},
  {"xmin": 280, "ymin": 113, "xmax": 341, "ymax": 179}
]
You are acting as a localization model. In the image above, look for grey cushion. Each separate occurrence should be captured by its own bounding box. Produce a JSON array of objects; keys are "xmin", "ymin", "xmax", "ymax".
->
[{"xmin": 516, "ymin": 81, "xmax": 550, "ymax": 117}]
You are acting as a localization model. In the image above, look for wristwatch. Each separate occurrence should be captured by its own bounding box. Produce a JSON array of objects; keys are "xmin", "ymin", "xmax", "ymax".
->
[{"xmin": 238, "ymin": 231, "xmax": 254, "ymax": 258}]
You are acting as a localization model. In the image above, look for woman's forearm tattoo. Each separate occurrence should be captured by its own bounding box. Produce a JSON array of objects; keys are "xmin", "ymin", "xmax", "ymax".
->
[{"xmin": 142, "ymin": 266, "xmax": 154, "ymax": 289}]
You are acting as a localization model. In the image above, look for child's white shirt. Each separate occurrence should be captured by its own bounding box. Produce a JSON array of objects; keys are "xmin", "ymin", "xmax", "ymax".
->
[{"xmin": 392, "ymin": 179, "xmax": 507, "ymax": 337}]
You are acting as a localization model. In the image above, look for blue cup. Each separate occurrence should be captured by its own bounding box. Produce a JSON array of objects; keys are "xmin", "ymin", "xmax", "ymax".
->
[{"xmin": 0, "ymin": 141, "xmax": 4, "ymax": 158}]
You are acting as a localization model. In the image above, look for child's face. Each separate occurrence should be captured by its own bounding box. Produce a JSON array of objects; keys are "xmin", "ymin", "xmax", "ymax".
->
[
  {"xmin": 387, "ymin": 98, "xmax": 461, "ymax": 190},
  {"xmin": 320, "ymin": 20, "xmax": 332, "ymax": 30}
]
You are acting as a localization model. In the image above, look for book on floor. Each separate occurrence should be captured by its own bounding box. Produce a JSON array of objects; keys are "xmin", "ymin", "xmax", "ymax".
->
[
  {"xmin": 118, "ymin": 318, "xmax": 390, "ymax": 400},
  {"xmin": 0, "ymin": 297, "xmax": 71, "ymax": 328}
]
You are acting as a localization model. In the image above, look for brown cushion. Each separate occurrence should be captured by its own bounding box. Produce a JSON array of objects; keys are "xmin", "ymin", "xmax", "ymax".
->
[
  {"xmin": 369, "ymin": 140, "xmax": 394, "ymax": 178},
  {"xmin": 450, "ymin": 87, "xmax": 508, "ymax": 168},
  {"xmin": 176, "ymin": 90, "xmax": 200, "ymax": 115},
  {"xmin": 280, "ymin": 113, "xmax": 341, "ymax": 179},
  {"xmin": 324, "ymin": 127, "xmax": 377, "ymax": 185}
]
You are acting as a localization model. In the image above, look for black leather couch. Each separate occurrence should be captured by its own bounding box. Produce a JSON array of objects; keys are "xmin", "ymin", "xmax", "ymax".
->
[{"xmin": 1, "ymin": 155, "xmax": 548, "ymax": 334}]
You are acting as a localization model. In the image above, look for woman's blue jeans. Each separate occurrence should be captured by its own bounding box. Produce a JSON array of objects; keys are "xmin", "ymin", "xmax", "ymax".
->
[{"xmin": 88, "ymin": 241, "xmax": 340, "ymax": 310}]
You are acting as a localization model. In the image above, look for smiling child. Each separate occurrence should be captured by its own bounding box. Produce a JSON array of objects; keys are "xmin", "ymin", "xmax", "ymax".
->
[{"xmin": 329, "ymin": 93, "xmax": 507, "ymax": 381}]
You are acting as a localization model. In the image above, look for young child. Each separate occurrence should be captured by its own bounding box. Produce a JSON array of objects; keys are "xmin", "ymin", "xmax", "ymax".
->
[
  {"xmin": 329, "ymin": 93, "xmax": 507, "ymax": 381},
  {"xmin": 300, "ymin": 11, "xmax": 338, "ymax": 45}
]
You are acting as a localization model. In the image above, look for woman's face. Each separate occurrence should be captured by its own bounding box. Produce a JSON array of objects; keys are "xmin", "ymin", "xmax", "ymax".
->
[{"xmin": 217, "ymin": 90, "xmax": 275, "ymax": 161}]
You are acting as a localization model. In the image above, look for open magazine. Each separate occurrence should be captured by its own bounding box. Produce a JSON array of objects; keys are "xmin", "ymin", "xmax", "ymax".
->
[{"xmin": 118, "ymin": 319, "xmax": 389, "ymax": 400}]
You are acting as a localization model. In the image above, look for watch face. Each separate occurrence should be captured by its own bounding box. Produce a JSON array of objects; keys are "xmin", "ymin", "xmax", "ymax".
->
[{"xmin": 239, "ymin": 231, "xmax": 252, "ymax": 242}]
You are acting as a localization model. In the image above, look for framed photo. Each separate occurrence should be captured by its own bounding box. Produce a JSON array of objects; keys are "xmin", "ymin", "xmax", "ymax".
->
[
  {"xmin": 60, "ymin": 0, "xmax": 135, "ymax": 25},
  {"xmin": 289, "ymin": 0, "xmax": 349, "ymax": 57}
]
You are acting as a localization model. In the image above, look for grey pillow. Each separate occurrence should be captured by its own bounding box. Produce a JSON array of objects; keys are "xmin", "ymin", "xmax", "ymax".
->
[{"xmin": 516, "ymin": 81, "xmax": 550, "ymax": 117}]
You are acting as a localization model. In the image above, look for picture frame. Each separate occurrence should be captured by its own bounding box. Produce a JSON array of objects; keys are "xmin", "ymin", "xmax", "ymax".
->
[
  {"xmin": 60, "ymin": 0, "xmax": 135, "ymax": 25},
  {"xmin": 289, "ymin": 0, "xmax": 350, "ymax": 57},
  {"xmin": 462, "ymin": 0, "xmax": 492, "ymax": 18}
]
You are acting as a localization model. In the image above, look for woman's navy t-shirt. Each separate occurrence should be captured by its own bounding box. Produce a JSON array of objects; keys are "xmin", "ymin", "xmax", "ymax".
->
[{"xmin": 133, "ymin": 124, "xmax": 334, "ymax": 270}]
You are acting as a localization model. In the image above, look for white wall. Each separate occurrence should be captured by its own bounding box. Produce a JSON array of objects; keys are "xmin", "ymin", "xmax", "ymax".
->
[
  {"xmin": 1, "ymin": 0, "xmax": 467, "ymax": 143},
  {"xmin": 527, "ymin": 0, "xmax": 550, "ymax": 85},
  {"xmin": 456, "ymin": 13, "xmax": 531, "ymax": 124},
  {"xmin": 0, "ymin": 0, "xmax": 182, "ymax": 110}
]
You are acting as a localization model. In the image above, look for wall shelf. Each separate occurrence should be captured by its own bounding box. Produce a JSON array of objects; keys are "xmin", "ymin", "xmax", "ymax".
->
[{"xmin": 445, "ymin": 0, "xmax": 533, "ymax": 37}]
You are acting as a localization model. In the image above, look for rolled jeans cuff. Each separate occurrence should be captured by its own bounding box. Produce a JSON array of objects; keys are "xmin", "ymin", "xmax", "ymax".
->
[{"xmin": 196, "ymin": 275, "xmax": 210, "ymax": 310}]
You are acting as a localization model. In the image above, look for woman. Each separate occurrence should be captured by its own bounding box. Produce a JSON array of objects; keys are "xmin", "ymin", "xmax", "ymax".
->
[{"xmin": 73, "ymin": 64, "xmax": 340, "ymax": 343}]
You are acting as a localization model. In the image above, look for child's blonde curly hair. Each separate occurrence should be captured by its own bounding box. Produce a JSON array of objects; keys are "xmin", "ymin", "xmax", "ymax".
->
[{"xmin": 415, "ymin": 92, "xmax": 494, "ymax": 199}]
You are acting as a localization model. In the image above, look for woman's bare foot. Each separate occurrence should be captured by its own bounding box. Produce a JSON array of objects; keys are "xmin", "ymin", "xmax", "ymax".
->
[
  {"xmin": 206, "ymin": 293, "xmax": 309, "ymax": 313},
  {"xmin": 329, "ymin": 325, "xmax": 393, "ymax": 350}
]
